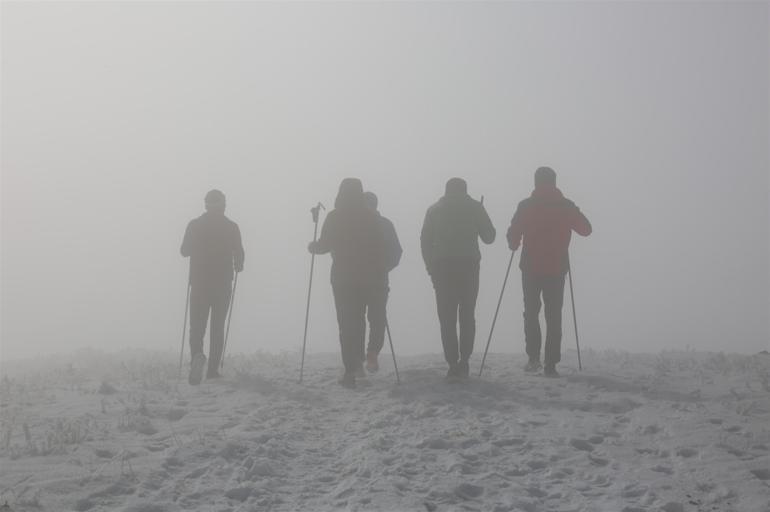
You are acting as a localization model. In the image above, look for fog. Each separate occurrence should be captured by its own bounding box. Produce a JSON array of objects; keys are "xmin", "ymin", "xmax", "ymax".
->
[{"xmin": 2, "ymin": 1, "xmax": 768, "ymax": 362}]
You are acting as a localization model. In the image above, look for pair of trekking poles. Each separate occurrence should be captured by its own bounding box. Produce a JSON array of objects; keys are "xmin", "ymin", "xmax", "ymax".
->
[
  {"xmin": 477, "ymin": 251, "xmax": 583, "ymax": 376},
  {"xmin": 299, "ymin": 203, "xmax": 401, "ymax": 385},
  {"xmin": 178, "ymin": 272, "xmax": 239, "ymax": 378}
]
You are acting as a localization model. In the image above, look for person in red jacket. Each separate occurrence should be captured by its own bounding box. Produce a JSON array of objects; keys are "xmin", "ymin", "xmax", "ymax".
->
[{"xmin": 507, "ymin": 167, "xmax": 591, "ymax": 377}]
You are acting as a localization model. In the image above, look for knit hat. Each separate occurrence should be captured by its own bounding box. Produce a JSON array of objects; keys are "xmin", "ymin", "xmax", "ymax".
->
[
  {"xmin": 445, "ymin": 177, "xmax": 467, "ymax": 197},
  {"xmin": 534, "ymin": 167, "xmax": 556, "ymax": 186},
  {"xmin": 205, "ymin": 189, "xmax": 226, "ymax": 205}
]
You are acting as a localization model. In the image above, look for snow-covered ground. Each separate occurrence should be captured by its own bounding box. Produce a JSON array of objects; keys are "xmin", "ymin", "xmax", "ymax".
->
[{"xmin": 1, "ymin": 348, "xmax": 769, "ymax": 512}]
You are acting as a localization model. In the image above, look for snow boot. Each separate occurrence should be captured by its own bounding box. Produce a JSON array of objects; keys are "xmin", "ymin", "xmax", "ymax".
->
[
  {"xmin": 543, "ymin": 364, "xmax": 559, "ymax": 378},
  {"xmin": 189, "ymin": 353, "xmax": 206, "ymax": 386},
  {"xmin": 524, "ymin": 359, "xmax": 543, "ymax": 373},
  {"xmin": 366, "ymin": 352, "xmax": 379, "ymax": 373},
  {"xmin": 339, "ymin": 372, "xmax": 356, "ymax": 389},
  {"xmin": 446, "ymin": 364, "xmax": 461, "ymax": 382},
  {"xmin": 458, "ymin": 359, "xmax": 470, "ymax": 379}
]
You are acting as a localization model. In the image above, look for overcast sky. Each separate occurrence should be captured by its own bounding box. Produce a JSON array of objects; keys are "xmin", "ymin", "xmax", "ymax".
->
[{"xmin": 2, "ymin": 1, "xmax": 768, "ymax": 362}]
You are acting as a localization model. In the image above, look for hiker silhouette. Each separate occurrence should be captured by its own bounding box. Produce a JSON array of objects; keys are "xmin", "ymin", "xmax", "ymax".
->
[
  {"xmin": 308, "ymin": 178, "xmax": 387, "ymax": 388},
  {"xmin": 180, "ymin": 189, "xmax": 244, "ymax": 385},
  {"xmin": 507, "ymin": 167, "xmax": 592, "ymax": 377},
  {"xmin": 421, "ymin": 178, "xmax": 496, "ymax": 380}
]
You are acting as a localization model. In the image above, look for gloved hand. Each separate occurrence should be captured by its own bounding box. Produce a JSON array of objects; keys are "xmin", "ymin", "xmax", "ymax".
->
[
  {"xmin": 235, "ymin": 264, "xmax": 243, "ymax": 273},
  {"xmin": 308, "ymin": 241, "xmax": 320, "ymax": 254}
]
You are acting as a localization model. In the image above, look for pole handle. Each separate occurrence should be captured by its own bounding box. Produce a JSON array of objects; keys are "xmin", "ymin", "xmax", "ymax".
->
[{"xmin": 310, "ymin": 202, "xmax": 325, "ymax": 223}]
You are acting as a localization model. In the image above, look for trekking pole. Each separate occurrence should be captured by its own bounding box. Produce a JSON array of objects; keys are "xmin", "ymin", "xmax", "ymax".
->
[
  {"xmin": 478, "ymin": 250, "xmax": 515, "ymax": 377},
  {"xmin": 178, "ymin": 282, "xmax": 191, "ymax": 378},
  {"xmin": 567, "ymin": 256, "xmax": 582, "ymax": 371},
  {"xmin": 220, "ymin": 271, "xmax": 239, "ymax": 370},
  {"xmin": 299, "ymin": 202, "xmax": 324, "ymax": 383},
  {"xmin": 384, "ymin": 316, "xmax": 401, "ymax": 384}
]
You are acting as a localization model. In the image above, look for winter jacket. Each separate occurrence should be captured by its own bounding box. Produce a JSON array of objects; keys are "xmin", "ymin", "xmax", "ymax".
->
[
  {"xmin": 311, "ymin": 202, "xmax": 387, "ymax": 287},
  {"xmin": 181, "ymin": 211, "xmax": 244, "ymax": 287},
  {"xmin": 420, "ymin": 193, "xmax": 496, "ymax": 273},
  {"xmin": 506, "ymin": 185, "xmax": 591, "ymax": 276}
]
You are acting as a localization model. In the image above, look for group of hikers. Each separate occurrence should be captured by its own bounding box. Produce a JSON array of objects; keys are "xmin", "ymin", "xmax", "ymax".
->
[{"xmin": 180, "ymin": 167, "xmax": 592, "ymax": 388}]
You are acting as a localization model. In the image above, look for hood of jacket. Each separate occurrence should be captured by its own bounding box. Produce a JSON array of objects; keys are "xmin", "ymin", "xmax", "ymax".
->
[{"xmin": 335, "ymin": 178, "xmax": 365, "ymax": 210}]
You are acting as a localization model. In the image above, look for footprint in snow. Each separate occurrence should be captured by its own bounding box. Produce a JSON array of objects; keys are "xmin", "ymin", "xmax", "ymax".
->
[
  {"xmin": 570, "ymin": 438, "xmax": 594, "ymax": 452},
  {"xmin": 719, "ymin": 444, "xmax": 747, "ymax": 458},
  {"xmin": 590, "ymin": 475, "xmax": 612, "ymax": 487},
  {"xmin": 675, "ymin": 447, "xmax": 698, "ymax": 458},
  {"xmin": 491, "ymin": 438, "xmax": 525, "ymax": 447},
  {"xmin": 185, "ymin": 466, "xmax": 207, "ymax": 479},
  {"xmin": 144, "ymin": 442, "xmax": 167, "ymax": 452},
  {"xmin": 651, "ymin": 464, "xmax": 674, "ymax": 475},
  {"xmin": 505, "ymin": 467, "xmax": 528, "ymax": 477},
  {"xmin": 526, "ymin": 460, "xmax": 548, "ymax": 470},
  {"xmin": 162, "ymin": 456, "xmax": 183, "ymax": 469},
  {"xmin": 93, "ymin": 448, "xmax": 116, "ymax": 458},
  {"xmin": 420, "ymin": 438, "xmax": 452, "ymax": 449},
  {"xmin": 525, "ymin": 486, "xmax": 548, "ymax": 498},
  {"xmin": 225, "ymin": 485, "xmax": 253, "ymax": 502},
  {"xmin": 121, "ymin": 504, "xmax": 167, "ymax": 512},
  {"xmin": 166, "ymin": 408, "xmax": 187, "ymax": 421},
  {"xmin": 454, "ymin": 483, "xmax": 484, "ymax": 499},
  {"xmin": 620, "ymin": 483, "xmax": 648, "ymax": 498},
  {"xmin": 588, "ymin": 454, "xmax": 610, "ymax": 466}
]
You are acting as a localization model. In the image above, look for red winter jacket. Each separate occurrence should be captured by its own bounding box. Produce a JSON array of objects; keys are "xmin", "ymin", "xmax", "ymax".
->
[{"xmin": 506, "ymin": 185, "xmax": 592, "ymax": 276}]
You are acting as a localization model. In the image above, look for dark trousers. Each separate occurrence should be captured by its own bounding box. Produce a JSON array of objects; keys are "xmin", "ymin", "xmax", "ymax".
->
[
  {"xmin": 361, "ymin": 285, "xmax": 389, "ymax": 360},
  {"xmin": 332, "ymin": 282, "xmax": 375, "ymax": 375},
  {"xmin": 366, "ymin": 285, "xmax": 390, "ymax": 354},
  {"xmin": 189, "ymin": 281, "xmax": 232, "ymax": 374},
  {"xmin": 431, "ymin": 260, "xmax": 480, "ymax": 366},
  {"xmin": 522, "ymin": 272, "xmax": 565, "ymax": 366}
]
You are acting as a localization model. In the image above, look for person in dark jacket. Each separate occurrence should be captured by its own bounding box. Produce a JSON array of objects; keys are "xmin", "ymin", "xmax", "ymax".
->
[
  {"xmin": 421, "ymin": 178, "xmax": 496, "ymax": 380},
  {"xmin": 308, "ymin": 179, "xmax": 386, "ymax": 388},
  {"xmin": 181, "ymin": 189, "xmax": 244, "ymax": 385},
  {"xmin": 507, "ymin": 167, "xmax": 591, "ymax": 377},
  {"xmin": 361, "ymin": 191, "xmax": 402, "ymax": 373}
]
